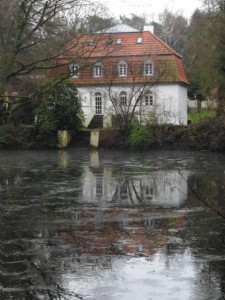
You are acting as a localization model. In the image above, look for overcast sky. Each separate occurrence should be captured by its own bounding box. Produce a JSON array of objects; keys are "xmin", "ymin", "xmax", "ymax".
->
[{"xmin": 102, "ymin": 0, "xmax": 203, "ymax": 21}]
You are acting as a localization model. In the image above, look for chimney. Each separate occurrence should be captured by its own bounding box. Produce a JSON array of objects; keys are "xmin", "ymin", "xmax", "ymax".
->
[{"xmin": 143, "ymin": 25, "xmax": 154, "ymax": 34}]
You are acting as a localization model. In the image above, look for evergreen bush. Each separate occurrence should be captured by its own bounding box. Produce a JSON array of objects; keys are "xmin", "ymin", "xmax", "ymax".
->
[{"xmin": 129, "ymin": 122, "xmax": 152, "ymax": 149}]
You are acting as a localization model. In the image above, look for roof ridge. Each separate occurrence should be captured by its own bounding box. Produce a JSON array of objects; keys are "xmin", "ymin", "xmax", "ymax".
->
[{"xmin": 97, "ymin": 23, "xmax": 140, "ymax": 34}]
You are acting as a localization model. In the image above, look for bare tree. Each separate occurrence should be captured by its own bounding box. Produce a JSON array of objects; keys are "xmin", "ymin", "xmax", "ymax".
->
[
  {"xmin": 0, "ymin": 0, "xmax": 112, "ymax": 95},
  {"xmin": 104, "ymin": 58, "xmax": 175, "ymax": 133},
  {"xmin": 158, "ymin": 9, "xmax": 188, "ymax": 55}
]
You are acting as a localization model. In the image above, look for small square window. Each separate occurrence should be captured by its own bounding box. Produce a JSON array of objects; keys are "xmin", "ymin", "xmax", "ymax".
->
[
  {"xmin": 117, "ymin": 38, "xmax": 122, "ymax": 44},
  {"xmin": 88, "ymin": 39, "xmax": 94, "ymax": 46}
]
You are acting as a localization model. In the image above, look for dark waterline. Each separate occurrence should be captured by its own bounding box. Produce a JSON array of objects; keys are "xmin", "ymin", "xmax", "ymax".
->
[{"xmin": 0, "ymin": 149, "xmax": 225, "ymax": 299}]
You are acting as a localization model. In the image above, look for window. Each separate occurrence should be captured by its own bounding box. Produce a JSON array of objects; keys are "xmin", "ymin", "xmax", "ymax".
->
[
  {"xmin": 145, "ymin": 92, "xmax": 153, "ymax": 106},
  {"xmin": 69, "ymin": 63, "xmax": 79, "ymax": 77},
  {"xmin": 145, "ymin": 186, "xmax": 153, "ymax": 196},
  {"xmin": 120, "ymin": 182, "xmax": 128, "ymax": 197},
  {"xmin": 120, "ymin": 91, "xmax": 127, "ymax": 106},
  {"xmin": 96, "ymin": 177, "xmax": 103, "ymax": 196},
  {"xmin": 88, "ymin": 39, "xmax": 94, "ymax": 46},
  {"xmin": 93, "ymin": 62, "xmax": 103, "ymax": 77},
  {"xmin": 144, "ymin": 60, "xmax": 153, "ymax": 76},
  {"xmin": 137, "ymin": 37, "xmax": 143, "ymax": 44},
  {"xmin": 107, "ymin": 37, "xmax": 113, "ymax": 45},
  {"xmin": 118, "ymin": 61, "xmax": 128, "ymax": 76},
  {"xmin": 95, "ymin": 92, "xmax": 102, "ymax": 114},
  {"xmin": 117, "ymin": 38, "xmax": 122, "ymax": 45}
]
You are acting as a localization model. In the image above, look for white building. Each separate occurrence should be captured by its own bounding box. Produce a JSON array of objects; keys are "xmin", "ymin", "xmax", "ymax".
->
[{"xmin": 63, "ymin": 24, "xmax": 189, "ymax": 128}]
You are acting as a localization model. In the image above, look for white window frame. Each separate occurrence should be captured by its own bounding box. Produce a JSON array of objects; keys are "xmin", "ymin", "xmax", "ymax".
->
[
  {"xmin": 93, "ymin": 62, "xmax": 103, "ymax": 77},
  {"xmin": 95, "ymin": 92, "xmax": 102, "ymax": 114},
  {"xmin": 120, "ymin": 91, "xmax": 127, "ymax": 106},
  {"xmin": 145, "ymin": 92, "xmax": 153, "ymax": 106},
  {"xmin": 69, "ymin": 63, "xmax": 79, "ymax": 77},
  {"xmin": 118, "ymin": 61, "xmax": 128, "ymax": 77},
  {"xmin": 117, "ymin": 38, "xmax": 122, "ymax": 45},
  {"xmin": 144, "ymin": 60, "xmax": 153, "ymax": 76},
  {"xmin": 137, "ymin": 37, "xmax": 143, "ymax": 44}
]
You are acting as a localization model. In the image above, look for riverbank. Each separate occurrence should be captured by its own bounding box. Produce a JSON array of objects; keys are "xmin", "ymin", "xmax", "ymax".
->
[
  {"xmin": 99, "ymin": 118, "xmax": 225, "ymax": 152},
  {"xmin": 0, "ymin": 116, "xmax": 225, "ymax": 151}
]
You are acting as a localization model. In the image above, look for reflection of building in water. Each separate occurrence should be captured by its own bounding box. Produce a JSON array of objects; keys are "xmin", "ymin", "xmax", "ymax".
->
[
  {"xmin": 58, "ymin": 150, "xmax": 70, "ymax": 169},
  {"xmin": 81, "ymin": 151, "xmax": 188, "ymax": 208},
  {"xmin": 60, "ymin": 151, "xmax": 187, "ymax": 258},
  {"xmin": 59, "ymin": 152, "xmax": 187, "ymax": 257}
]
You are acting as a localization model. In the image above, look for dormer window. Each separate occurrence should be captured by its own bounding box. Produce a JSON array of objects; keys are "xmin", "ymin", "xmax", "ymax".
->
[
  {"xmin": 144, "ymin": 60, "xmax": 153, "ymax": 76},
  {"xmin": 117, "ymin": 38, "xmax": 122, "ymax": 45},
  {"xmin": 137, "ymin": 37, "xmax": 143, "ymax": 44},
  {"xmin": 93, "ymin": 62, "xmax": 103, "ymax": 77},
  {"xmin": 69, "ymin": 63, "xmax": 79, "ymax": 77},
  {"xmin": 107, "ymin": 38, "xmax": 113, "ymax": 45},
  {"xmin": 118, "ymin": 61, "xmax": 128, "ymax": 77},
  {"xmin": 88, "ymin": 39, "xmax": 94, "ymax": 46}
]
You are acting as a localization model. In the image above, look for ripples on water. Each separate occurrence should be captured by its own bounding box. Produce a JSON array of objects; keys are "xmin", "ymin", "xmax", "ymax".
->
[{"xmin": 0, "ymin": 149, "xmax": 225, "ymax": 299}]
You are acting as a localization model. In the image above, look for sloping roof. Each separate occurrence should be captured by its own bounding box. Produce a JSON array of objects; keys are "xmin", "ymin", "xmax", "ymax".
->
[
  {"xmin": 63, "ymin": 24, "xmax": 189, "ymax": 85},
  {"xmin": 67, "ymin": 31, "xmax": 176, "ymax": 58}
]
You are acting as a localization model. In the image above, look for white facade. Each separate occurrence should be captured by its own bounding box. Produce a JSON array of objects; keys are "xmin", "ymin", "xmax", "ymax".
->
[{"xmin": 78, "ymin": 83, "xmax": 187, "ymax": 127}]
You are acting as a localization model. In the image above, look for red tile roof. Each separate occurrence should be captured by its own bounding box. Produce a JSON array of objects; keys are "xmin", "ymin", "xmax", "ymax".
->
[{"xmin": 59, "ymin": 27, "xmax": 189, "ymax": 85}]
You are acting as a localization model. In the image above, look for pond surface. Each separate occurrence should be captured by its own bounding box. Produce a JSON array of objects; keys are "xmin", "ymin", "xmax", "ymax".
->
[{"xmin": 0, "ymin": 148, "xmax": 225, "ymax": 300}]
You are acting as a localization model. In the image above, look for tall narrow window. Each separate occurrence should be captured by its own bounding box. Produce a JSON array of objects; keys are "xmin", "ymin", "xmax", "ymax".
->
[
  {"xmin": 118, "ymin": 61, "xmax": 128, "ymax": 76},
  {"xmin": 95, "ymin": 92, "xmax": 102, "ymax": 114},
  {"xmin": 93, "ymin": 62, "xmax": 103, "ymax": 77},
  {"xmin": 120, "ymin": 91, "xmax": 127, "ymax": 106},
  {"xmin": 69, "ymin": 63, "xmax": 79, "ymax": 77},
  {"xmin": 145, "ymin": 186, "xmax": 153, "ymax": 196},
  {"xmin": 120, "ymin": 181, "xmax": 128, "ymax": 198},
  {"xmin": 96, "ymin": 176, "xmax": 103, "ymax": 196},
  {"xmin": 144, "ymin": 60, "xmax": 153, "ymax": 76},
  {"xmin": 145, "ymin": 92, "xmax": 153, "ymax": 106}
]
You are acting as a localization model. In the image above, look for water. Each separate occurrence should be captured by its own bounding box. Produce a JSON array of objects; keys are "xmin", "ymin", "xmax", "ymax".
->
[{"xmin": 0, "ymin": 149, "xmax": 225, "ymax": 300}]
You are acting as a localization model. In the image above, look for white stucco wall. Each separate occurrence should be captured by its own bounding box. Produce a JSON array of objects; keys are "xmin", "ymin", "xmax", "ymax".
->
[
  {"xmin": 77, "ymin": 83, "xmax": 187, "ymax": 126},
  {"xmin": 178, "ymin": 85, "xmax": 188, "ymax": 125},
  {"xmin": 155, "ymin": 84, "xmax": 187, "ymax": 125}
]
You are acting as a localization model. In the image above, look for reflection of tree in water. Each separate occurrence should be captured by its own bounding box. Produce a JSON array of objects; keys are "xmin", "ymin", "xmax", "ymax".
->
[
  {"xmin": 0, "ymin": 202, "xmax": 86, "ymax": 299},
  {"xmin": 111, "ymin": 176, "xmax": 156, "ymax": 206},
  {"xmin": 179, "ymin": 192, "xmax": 225, "ymax": 300},
  {"xmin": 187, "ymin": 174, "xmax": 225, "ymax": 217},
  {"xmin": 0, "ymin": 161, "xmax": 84, "ymax": 299}
]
